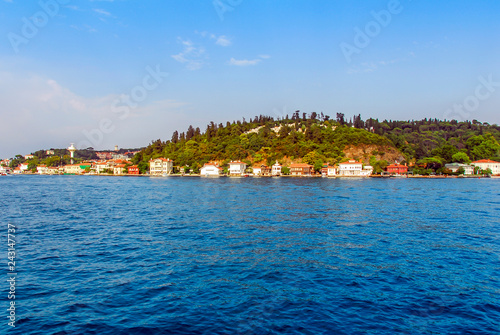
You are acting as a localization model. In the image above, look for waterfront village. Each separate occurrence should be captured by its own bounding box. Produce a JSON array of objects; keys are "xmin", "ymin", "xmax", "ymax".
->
[{"xmin": 1, "ymin": 144, "xmax": 499, "ymax": 178}]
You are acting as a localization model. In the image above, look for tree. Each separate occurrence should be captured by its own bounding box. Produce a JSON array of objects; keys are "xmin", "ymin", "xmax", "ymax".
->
[
  {"xmin": 468, "ymin": 133, "xmax": 500, "ymax": 160},
  {"xmin": 369, "ymin": 156, "xmax": 388, "ymax": 174},
  {"xmin": 336, "ymin": 113, "xmax": 345, "ymax": 125},
  {"xmin": 353, "ymin": 114, "xmax": 364, "ymax": 129},
  {"xmin": 186, "ymin": 125, "xmax": 195, "ymax": 140},
  {"xmin": 27, "ymin": 161, "xmax": 38, "ymax": 171},
  {"xmin": 451, "ymin": 152, "xmax": 471, "ymax": 164},
  {"xmin": 171, "ymin": 131, "xmax": 179, "ymax": 143},
  {"xmin": 138, "ymin": 161, "xmax": 149, "ymax": 174},
  {"xmin": 417, "ymin": 156, "xmax": 443, "ymax": 171},
  {"xmin": 313, "ymin": 160, "xmax": 323, "ymax": 173},
  {"xmin": 437, "ymin": 144, "xmax": 458, "ymax": 163},
  {"xmin": 303, "ymin": 151, "xmax": 323, "ymax": 166}
]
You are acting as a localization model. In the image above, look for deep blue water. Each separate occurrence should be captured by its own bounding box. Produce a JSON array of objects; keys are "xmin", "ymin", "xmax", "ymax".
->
[{"xmin": 1, "ymin": 175, "xmax": 499, "ymax": 334}]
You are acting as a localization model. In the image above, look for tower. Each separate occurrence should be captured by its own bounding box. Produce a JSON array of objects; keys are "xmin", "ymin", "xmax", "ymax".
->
[{"xmin": 68, "ymin": 143, "xmax": 76, "ymax": 165}]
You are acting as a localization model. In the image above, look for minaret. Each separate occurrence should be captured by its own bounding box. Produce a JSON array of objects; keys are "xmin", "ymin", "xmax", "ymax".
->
[{"xmin": 68, "ymin": 143, "xmax": 76, "ymax": 165}]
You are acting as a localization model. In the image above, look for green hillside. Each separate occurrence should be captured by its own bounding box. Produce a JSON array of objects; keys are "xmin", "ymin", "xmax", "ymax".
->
[{"xmin": 131, "ymin": 113, "xmax": 500, "ymax": 174}]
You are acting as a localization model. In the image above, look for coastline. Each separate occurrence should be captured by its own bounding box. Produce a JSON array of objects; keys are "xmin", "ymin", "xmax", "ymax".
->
[{"xmin": 4, "ymin": 174, "xmax": 495, "ymax": 179}]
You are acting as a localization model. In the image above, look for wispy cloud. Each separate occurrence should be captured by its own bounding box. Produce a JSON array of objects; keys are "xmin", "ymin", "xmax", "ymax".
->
[
  {"xmin": 196, "ymin": 31, "xmax": 232, "ymax": 47},
  {"xmin": 70, "ymin": 24, "xmax": 98, "ymax": 33},
  {"xmin": 93, "ymin": 8, "xmax": 112, "ymax": 16},
  {"xmin": 229, "ymin": 58, "xmax": 261, "ymax": 66},
  {"xmin": 229, "ymin": 55, "xmax": 270, "ymax": 67},
  {"xmin": 171, "ymin": 38, "xmax": 207, "ymax": 70},
  {"xmin": 215, "ymin": 35, "xmax": 231, "ymax": 47},
  {"xmin": 346, "ymin": 58, "xmax": 406, "ymax": 74}
]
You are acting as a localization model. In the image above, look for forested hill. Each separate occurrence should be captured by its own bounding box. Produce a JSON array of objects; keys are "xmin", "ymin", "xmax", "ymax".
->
[{"xmin": 132, "ymin": 113, "xmax": 500, "ymax": 173}]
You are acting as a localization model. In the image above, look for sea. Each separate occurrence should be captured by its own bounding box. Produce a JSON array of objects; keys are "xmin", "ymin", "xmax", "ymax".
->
[{"xmin": 1, "ymin": 175, "xmax": 499, "ymax": 334}]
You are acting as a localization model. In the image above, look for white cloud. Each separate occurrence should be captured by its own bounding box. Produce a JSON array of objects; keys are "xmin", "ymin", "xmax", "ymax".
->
[
  {"xmin": 229, "ymin": 55, "xmax": 270, "ymax": 67},
  {"xmin": 215, "ymin": 35, "xmax": 231, "ymax": 47},
  {"xmin": 93, "ymin": 8, "xmax": 112, "ymax": 16},
  {"xmin": 195, "ymin": 31, "xmax": 232, "ymax": 47},
  {"xmin": 171, "ymin": 38, "xmax": 207, "ymax": 70},
  {"xmin": 229, "ymin": 58, "xmax": 261, "ymax": 66}
]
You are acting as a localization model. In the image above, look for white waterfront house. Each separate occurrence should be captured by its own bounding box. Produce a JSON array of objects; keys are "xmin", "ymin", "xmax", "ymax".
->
[
  {"xmin": 252, "ymin": 164, "xmax": 271, "ymax": 176},
  {"xmin": 0, "ymin": 166, "xmax": 12, "ymax": 174},
  {"xmin": 445, "ymin": 163, "xmax": 474, "ymax": 175},
  {"xmin": 149, "ymin": 158, "xmax": 173, "ymax": 175},
  {"xmin": 200, "ymin": 162, "xmax": 222, "ymax": 176},
  {"xmin": 20, "ymin": 163, "xmax": 29, "ymax": 172},
  {"xmin": 229, "ymin": 161, "xmax": 247, "ymax": 176},
  {"xmin": 113, "ymin": 164, "xmax": 127, "ymax": 175},
  {"xmin": 63, "ymin": 164, "xmax": 86, "ymax": 174},
  {"xmin": 37, "ymin": 165, "xmax": 48, "ymax": 174},
  {"xmin": 94, "ymin": 162, "xmax": 111, "ymax": 174},
  {"xmin": 272, "ymin": 161, "xmax": 282, "ymax": 176},
  {"xmin": 361, "ymin": 165, "xmax": 373, "ymax": 176},
  {"xmin": 327, "ymin": 165, "xmax": 337, "ymax": 177},
  {"xmin": 338, "ymin": 160, "xmax": 363, "ymax": 176},
  {"xmin": 47, "ymin": 167, "xmax": 59, "ymax": 175},
  {"xmin": 471, "ymin": 159, "xmax": 500, "ymax": 175}
]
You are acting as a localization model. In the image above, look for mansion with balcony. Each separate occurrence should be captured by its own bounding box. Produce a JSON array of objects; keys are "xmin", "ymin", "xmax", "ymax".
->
[
  {"xmin": 149, "ymin": 158, "xmax": 173, "ymax": 175},
  {"xmin": 471, "ymin": 159, "xmax": 500, "ymax": 175},
  {"xmin": 290, "ymin": 163, "xmax": 314, "ymax": 176}
]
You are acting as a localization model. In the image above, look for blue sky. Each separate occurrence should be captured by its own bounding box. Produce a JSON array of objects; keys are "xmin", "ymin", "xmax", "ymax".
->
[{"xmin": 1, "ymin": 0, "xmax": 499, "ymax": 158}]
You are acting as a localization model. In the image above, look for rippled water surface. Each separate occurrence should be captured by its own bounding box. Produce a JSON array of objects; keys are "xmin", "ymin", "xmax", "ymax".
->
[{"xmin": 2, "ymin": 176, "xmax": 499, "ymax": 334}]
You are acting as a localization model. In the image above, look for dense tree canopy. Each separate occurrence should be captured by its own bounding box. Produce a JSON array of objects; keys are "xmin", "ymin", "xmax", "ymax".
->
[{"xmin": 132, "ymin": 114, "xmax": 500, "ymax": 171}]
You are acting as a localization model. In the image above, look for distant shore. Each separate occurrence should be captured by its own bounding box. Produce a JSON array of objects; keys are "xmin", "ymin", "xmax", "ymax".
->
[{"xmin": 4, "ymin": 174, "xmax": 497, "ymax": 179}]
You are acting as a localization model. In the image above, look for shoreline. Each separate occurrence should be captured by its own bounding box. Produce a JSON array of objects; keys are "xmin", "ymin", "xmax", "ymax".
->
[{"xmin": 3, "ymin": 174, "xmax": 496, "ymax": 179}]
